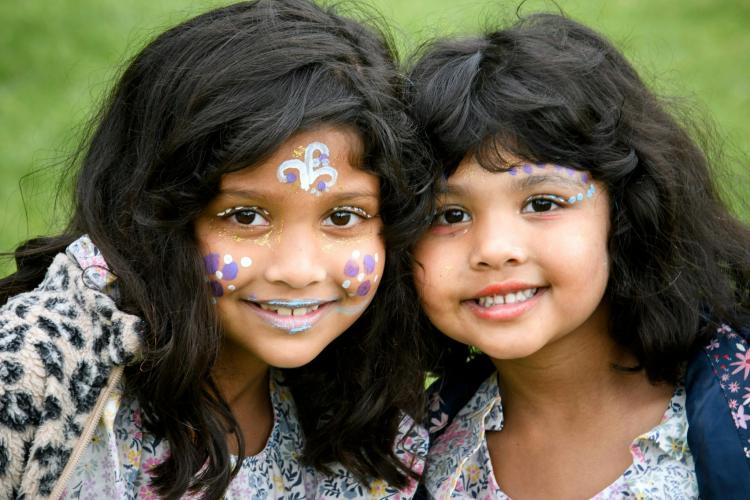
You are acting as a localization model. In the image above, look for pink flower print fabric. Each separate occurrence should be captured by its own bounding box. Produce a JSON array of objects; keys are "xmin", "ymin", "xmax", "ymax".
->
[
  {"xmin": 61, "ymin": 370, "xmax": 427, "ymax": 499},
  {"xmin": 424, "ymin": 374, "xmax": 698, "ymax": 499}
]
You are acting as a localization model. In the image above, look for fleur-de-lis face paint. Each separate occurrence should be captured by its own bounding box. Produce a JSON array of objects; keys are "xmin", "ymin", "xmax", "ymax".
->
[
  {"xmin": 277, "ymin": 142, "xmax": 338, "ymax": 194},
  {"xmin": 194, "ymin": 126, "xmax": 385, "ymax": 370}
]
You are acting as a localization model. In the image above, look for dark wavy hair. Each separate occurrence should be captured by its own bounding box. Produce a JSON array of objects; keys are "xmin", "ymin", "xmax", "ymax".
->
[
  {"xmin": 407, "ymin": 13, "xmax": 750, "ymax": 385},
  {"xmin": 0, "ymin": 1, "xmax": 432, "ymax": 497}
]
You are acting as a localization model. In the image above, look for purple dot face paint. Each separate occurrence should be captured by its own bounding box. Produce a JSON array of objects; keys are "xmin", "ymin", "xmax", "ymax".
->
[
  {"xmin": 363, "ymin": 255, "xmax": 376, "ymax": 274},
  {"xmin": 286, "ymin": 172, "xmax": 297, "ymax": 183},
  {"xmin": 356, "ymin": 281, "xmax": 371, "ymax": 296},
  {"xmin": 204, "ymin": 253, "xmax": 220, "ymax": 274},
  {"xmin": 222, "ymin": 262, "xmax": 238, "ymax": 280},
  {"xmin": 344, "ymin": 260, "xmax": 359, "ymax": 277},
  {"xmin": 204, "ymin": 252, "xmax": 253, "ymax": 301},
  {"xmin": 522, "ymin": 164, "xmax": 533, "ymax": 175},
  {"xmin": 341, "ymin": 251, "xmax": 379, "ymax": 299},
  {"xmin": 210, "ymin": 281, "xmax": 224, "ymax": 297}
]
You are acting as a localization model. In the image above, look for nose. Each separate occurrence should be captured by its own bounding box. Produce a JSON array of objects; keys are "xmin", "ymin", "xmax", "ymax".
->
[
  {"xmin": 263, "ymin": 225, "xmax": 327, "ymax": 288},
  {"xmin": 468, "ymin": 216, "xmax": 528, "ymax": 270}
]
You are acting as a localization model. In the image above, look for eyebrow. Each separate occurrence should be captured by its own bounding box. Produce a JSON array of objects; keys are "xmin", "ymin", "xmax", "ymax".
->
[
  {"xmin": 511, "ymin": 174, "xmax": 586, "ymax": 191},
  {"xmin": 218, "ymin": 188, "xmax": 379, "ymax": 202},
  {"xmin": 440, "ymin": 173, "xmax": 586, "ymax": 197}
]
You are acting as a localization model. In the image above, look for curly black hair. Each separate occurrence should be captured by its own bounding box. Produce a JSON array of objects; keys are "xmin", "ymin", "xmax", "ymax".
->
[
  {"xmin": 1, "ymin": 1, "xmax": 432, "ymax": 498},
  {"xmin": 407, "ymin": 13, "xmax": 750, "ymax": 385}
]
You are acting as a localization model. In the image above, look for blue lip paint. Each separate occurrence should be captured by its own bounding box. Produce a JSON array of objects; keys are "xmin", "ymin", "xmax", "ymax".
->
[
  {"xmin": 264, "ymin": 299, "xmax": 325, "ymax": 308},
  {"xmin": 288, "ymin": 325, "xmax": 312, "ymax": 335}
]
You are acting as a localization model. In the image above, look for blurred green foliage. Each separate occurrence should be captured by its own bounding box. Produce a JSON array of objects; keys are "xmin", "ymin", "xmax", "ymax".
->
[{"xmin": 1, "ymin": 0, "xmax": 748, "ymax": 275}]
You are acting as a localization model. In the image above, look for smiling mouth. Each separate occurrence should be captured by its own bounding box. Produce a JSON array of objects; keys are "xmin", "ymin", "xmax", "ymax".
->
[
  {"xmin": 473, "ymin": 288, "xmax": 538, "ymax": 307},
  {"xmin": 243, "ymin": 299, "xmax": 335, "ymax": 334}
]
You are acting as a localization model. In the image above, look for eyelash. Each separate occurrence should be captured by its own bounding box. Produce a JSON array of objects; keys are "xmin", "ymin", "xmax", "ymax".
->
[
  {"xmin": 323, "ymin": 206, "xmax": 374, "ymax": 228},
  {"xmin": 217, "ymin": 206, "xmax": 270, "ymax": 226},
  {"xmin": 521, "ymin": 195, "xmax": 569, "ymax": 213},
  {"xmin": 432, "ymin": 206, "xmax": 472, "ymax": 225}
]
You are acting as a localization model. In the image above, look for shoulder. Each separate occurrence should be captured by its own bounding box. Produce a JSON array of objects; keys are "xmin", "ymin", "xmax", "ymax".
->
[
  {"xmin": 0, "ymin": 239, "xmax": 145, "ymax": 498},
  {"xmin": 686, "ymin": 322, "xmax": 750, "ymax": 497}
]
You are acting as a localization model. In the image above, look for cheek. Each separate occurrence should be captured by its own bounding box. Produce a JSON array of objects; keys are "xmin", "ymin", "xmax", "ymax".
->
[
  {"xmin": 338, "ymin": 247, "xmax": 383, "ymax": 298},
  {"xmin": 201, "ymin": 245, "xmax": 257, "ymax": 298}
]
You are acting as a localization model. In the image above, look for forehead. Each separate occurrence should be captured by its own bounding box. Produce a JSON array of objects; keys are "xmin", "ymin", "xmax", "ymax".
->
[
  {"xmin": 220, "ymin": 126, "xmax": 378, "ymax": 200},
  {"xmin": 442, "ymin": 156, "xmax": 588, "ymax": 195}
]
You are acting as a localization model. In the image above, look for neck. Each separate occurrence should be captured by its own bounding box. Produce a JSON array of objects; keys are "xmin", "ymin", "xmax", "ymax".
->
[
  {"xmin": 492, "ymin": 305, "xmax": 645, "ymax": 420},
  {"xmin": 211, "ymin": 341, "xmax": 273, "ymax": 455}
]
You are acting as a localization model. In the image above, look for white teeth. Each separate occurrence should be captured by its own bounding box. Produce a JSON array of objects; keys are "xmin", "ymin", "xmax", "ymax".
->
[
  {"xmin": 475, "ymin": 288, "xmax": 538, "ymax": 307},
  {"xmin": 258, "ymin": 303, "xmax": 322, "ymax": 315}
]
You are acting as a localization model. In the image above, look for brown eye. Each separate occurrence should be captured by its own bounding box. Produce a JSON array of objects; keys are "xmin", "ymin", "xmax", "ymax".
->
[
  {"xmin": 234, "ymin": 210, "xmax": 257, "ymax": 225},
  {"xmin": 521, "ymin": 196, "xmax": 564, "ymax": 214},
  {"xmin": 329, "ymin": 211, "xmax": 352, "ymax": 226},
  {"xmin": 435, "ymin": 208, "xmax": 470, "ymax": 225},
  {"xmin": 322, "ymin": 207, "xmax": 370, "ymax": 228},
  {"xmin": 530, "ymin": 199, "xmax": 553, "ymax": 212}
]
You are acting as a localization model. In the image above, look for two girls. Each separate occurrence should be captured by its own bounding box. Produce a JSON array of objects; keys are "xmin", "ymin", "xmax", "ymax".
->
[
  {"xmin": 410, "ymin": 13, "xmax": 750, "ymax": 499},
  {"xmin": 0, "ymin": 0, "xmax": 429, "ymax": 497}
]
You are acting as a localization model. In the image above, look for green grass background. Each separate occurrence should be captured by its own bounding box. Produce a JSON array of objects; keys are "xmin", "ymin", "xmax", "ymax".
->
[{"xmin": 1, "ymin": 0, "xmax": 748, "ymax": 276}]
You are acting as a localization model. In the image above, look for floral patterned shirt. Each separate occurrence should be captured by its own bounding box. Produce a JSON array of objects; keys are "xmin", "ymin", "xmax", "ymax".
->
[
  {"xmin": 424, "ymin": 374, "xmax": 697, "ymax": 499},
  {"xmin": 62, "ymin": 370, "xmax": 427, "ymax": 499}
]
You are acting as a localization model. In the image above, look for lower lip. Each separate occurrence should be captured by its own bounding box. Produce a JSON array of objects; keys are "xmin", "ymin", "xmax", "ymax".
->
[
  {"xmin": 244, "ymin": 301, "xmax": 332, "ymax": 334},
  {"xmin": 464, "ymin": 289, "xmax": 545, "ymax": 321}
]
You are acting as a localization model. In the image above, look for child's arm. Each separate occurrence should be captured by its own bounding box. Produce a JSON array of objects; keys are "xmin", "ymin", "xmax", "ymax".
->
[{"xmin": 0, "ymin": 247, "xmax": 143, "ymax": 498}]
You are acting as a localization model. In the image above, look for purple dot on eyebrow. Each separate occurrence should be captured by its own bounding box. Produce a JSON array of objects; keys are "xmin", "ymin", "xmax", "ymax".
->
[
  {"xmin": 581, "ymin": 173, "xmax": 590, "ymax": 184},
  {"xmin": 356, "ymin": 280, "xmax": 371, "ymax": 296},
  {"xmin": 319, "ymin": 153, "xmax": 329, "ymax": 161},
  {"xmin": 317, "ymin": 181, "xmax": 327, "ymax": 192},
  {"xmin": 210, "ymin": 281, "xmax": 224, "ymax": 297},
  {"xmin": 508, "ymin": 167, "xmax": 517, "ymax": 176},
  {"xmin": 363, "ymin": 254, "xmax": 376, "ymax": 274},
  {"xmin": 522, "ymin": 164, "xmax": 533, "ymax": 174},
  {"xmin": 285, "ymin": 172, "xmax": 297, "ymax": 183},
  {"xmin": 566, "ymin": 168, "xmax": 575, "ymax": 176},
  {"xmin": 344, "ymin": 260, "xmax": 359, "ymax": 277},
  {"xmin": 554, "ymin": 164, "xmax": 563, "ymax": 171},
  {"xmin": 222, "ymin": 262, "xmax": 238, "ymax": 280},
  {"xmin": 204, "ymin": 253, "xmax": 220, "ymax": 274}
]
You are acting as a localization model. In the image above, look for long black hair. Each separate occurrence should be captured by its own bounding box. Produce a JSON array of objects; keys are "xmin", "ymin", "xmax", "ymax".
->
[
  {"xmin": 408, "ymin": 13, "xmax": 750, "ymax": 385},
  {"xmin": 1, "ymin": 0, "xmax": 431, "ymax": 497}
]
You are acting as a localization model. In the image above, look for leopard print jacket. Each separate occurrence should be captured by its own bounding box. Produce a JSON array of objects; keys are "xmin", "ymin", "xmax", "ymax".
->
[{"xmin": 0, "ymin": 241, "xmax": 143, "ymax": 498}]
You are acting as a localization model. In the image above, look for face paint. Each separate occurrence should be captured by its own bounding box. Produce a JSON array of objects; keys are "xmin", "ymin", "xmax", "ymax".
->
[
  {"xmin": 341, "ymin": 250, "xmax": 379, "ymax": 297},
  {"xmin": 277, "ymin": 142, "xmax": 338, "ymax": 194},
  {"xmin": 507, "ymin": 163, "xmax": 596, "ymax": 206},
  {"xmin": 204, "ymin": 252, "xmax": 253, "ymax": 299}
]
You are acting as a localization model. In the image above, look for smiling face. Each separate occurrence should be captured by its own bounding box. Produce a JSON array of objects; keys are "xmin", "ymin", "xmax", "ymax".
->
[
  {"xmin": 413, "ymin": 156, "xmax": 610, "ymax": 361},
  {"xmin": 194, "ymin": 126, "xmax": 385, "ymax": 369}
]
